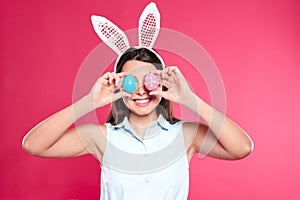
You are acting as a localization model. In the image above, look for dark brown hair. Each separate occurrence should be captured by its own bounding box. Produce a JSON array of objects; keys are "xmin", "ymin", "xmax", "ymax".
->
[{"xmin": 106, "ymin": 47, "xmax": 178, "ymax": 125}]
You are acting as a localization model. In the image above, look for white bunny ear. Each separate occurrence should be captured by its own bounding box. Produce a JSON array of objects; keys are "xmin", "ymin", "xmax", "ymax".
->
[
  {"xmin": 138, "ymin": 2, "xmax": 160, "ymax": 48},
  {"xmin": 91, "ymin": 15, "xmax": 130, "ymax": 55}
]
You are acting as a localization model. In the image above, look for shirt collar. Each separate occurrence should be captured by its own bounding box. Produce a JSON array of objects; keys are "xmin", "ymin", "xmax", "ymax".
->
[
  {"xmin": 113, "ymin": 114, "xmax": 169, "ymax": 131},
  {"xmin": 111, "ymin": 115, "xmax": 170, "ymax": 142}
]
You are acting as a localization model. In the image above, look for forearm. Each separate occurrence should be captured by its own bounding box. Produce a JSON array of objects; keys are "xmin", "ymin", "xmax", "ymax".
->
[
  {"xmin": 22, "ymin": 95, "xmax": 94, "ymax": 153},
  {"xmin": 186, "ymin": 94, "xmax": 253, "ymax": 158}
]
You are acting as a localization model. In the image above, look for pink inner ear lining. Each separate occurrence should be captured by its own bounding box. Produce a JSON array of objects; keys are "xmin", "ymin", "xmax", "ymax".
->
[
  {"xmin": 141, "ymin": 13, "xmax": 157, "ymax": 47},
  {"xmin": 98, "ymin": 22, "xmax": 128, "ymax": 53}
]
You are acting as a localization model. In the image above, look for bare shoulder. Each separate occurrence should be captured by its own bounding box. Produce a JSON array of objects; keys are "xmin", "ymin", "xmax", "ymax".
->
[
  {"xmin": 182, "ymin": 121, "xmax": 209, "ymax": 154},
  {"xmin": 76, "ymin": 123, "xmax": 107, "ymax": 136},
  {"xmin": 77, "ymin": 123, "xmax": 108, "ymax": 143},
  {"xmin": 183, "ymin": 121, "xmax": 208, "ymax": 133},
  {"xmin": 183, "ymin": 122, "xmax": 208, "ymax": 138},
  {"xmin": 74, "ymin": 123, "xmax": 108, "ymax": 160},
  {"xmin": 92, "ymin": 123, "xmax": 107, "ymax": 137}
]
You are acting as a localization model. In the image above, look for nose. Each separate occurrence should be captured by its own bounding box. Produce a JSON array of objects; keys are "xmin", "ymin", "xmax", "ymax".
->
[{"xmin": 135, "ymin": 84, "xmax": 147, "ymax": 95}]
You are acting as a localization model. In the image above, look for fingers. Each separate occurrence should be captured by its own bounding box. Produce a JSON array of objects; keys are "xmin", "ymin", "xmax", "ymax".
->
[
  {"xmin": 149, "ymin": 87, "xmax": 164, "ymax": 97},
  {"xmin": 151, "ymin": 66, "xmax": 180, "ymax": 89},
  {"xmin": 100, "ymin": 71, "xmax": 129, "ymax": 101},
  {"xmin": 151, "ymin": 66, "xmax": 180, "ymax": 75},
  {"xmin": 101, "ymin": 71, "xmax": 128, "ymax": 87},
  {"xmin": 117, "ymin": 71, "xmax": 129, "ymax": 78}
]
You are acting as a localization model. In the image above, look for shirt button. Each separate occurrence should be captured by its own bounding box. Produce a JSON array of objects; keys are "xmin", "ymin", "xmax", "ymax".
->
[{"xmin": 144, "ymin": 179, "xmax": 149, "ymax": 183}]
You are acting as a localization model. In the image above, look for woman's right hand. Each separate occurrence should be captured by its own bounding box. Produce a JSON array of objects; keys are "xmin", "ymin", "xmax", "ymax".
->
[{"xmin": 87, "ymin": 71, "xmax": 129, "ymax": 108}]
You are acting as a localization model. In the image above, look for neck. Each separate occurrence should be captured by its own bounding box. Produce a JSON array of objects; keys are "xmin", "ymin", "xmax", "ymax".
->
[{"xmin": 129, "ymin": 112, "xmax": 158, "ymax": 128}]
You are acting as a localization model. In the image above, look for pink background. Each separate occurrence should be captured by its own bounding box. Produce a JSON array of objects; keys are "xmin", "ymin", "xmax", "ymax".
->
[{"xmin": 1, "ymin": 0, "xmax": 300, "ymax": 199}]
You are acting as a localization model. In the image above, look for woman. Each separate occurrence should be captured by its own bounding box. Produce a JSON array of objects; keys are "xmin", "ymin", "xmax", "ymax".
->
[{"xmin": 22, "ymin": 47, "xmax": 253, "ymax": 199}]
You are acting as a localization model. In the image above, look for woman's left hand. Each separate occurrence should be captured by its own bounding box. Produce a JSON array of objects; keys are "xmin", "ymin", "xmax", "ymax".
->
[{"xmin": 149, "ymin": 66, "xmax": 195, "ymax": 106}]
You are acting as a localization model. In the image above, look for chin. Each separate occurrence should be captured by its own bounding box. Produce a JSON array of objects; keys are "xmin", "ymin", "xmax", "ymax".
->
[{"xmin": 129, "ymin": 105, "xmax": 157, "ymax": 117}]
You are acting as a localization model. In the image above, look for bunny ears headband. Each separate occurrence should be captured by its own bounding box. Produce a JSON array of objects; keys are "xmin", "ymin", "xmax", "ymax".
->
[{"xmin": 91, "ymin": 2, "xmax": 165, "ymax": 71}]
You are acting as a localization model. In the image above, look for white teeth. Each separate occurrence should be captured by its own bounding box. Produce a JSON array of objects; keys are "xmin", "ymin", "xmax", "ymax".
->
[{"xmin": 135, "ymin": 99, "xmax": 149, "ymax": 104}]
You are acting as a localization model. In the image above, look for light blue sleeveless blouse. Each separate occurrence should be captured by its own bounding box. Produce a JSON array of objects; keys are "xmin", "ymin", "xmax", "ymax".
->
[{"xmin": 99, "ymin": 115, "xmax": 189, "ymax": 200}]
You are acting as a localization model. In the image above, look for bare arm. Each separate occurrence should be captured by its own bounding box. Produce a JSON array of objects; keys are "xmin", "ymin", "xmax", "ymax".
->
[
  {"xmin": 184, "ymin": 97, "xmax": 253, "ymax": 160},
  {"xmin": 184, "ymin": 90, "xmax": 253, "ymax": 160},
  {"xmin": 22, "ymin": 72, "xmax": 127, "ymax": 158},
  {"xmin": 22, "ymin": 96, "xmax": 96, "ymax": 158},
  {"xmin": 150, "ymin": 66, "xmax": 254, "ymax": 160}
]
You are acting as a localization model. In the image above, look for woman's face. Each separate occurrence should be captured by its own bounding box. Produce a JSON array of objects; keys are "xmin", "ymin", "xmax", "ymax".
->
[{"xmin": 121, "ymin": 60, "xmax": 161, "ymax": 117}]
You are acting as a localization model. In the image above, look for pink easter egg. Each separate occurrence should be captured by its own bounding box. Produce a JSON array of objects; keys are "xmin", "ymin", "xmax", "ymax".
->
[{"xmin": 144, "ymin": 73, "xmax": 159, "ymax": 91}]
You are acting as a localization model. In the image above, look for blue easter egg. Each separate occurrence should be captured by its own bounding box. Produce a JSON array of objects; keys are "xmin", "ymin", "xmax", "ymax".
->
[{"xmin": 122, "ymin": 75, "xmax": 137, "ymax": 93}]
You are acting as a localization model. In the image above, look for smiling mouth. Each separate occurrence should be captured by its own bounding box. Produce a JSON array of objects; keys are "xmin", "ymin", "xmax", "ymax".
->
[{"xmin": 133, "ymin": 98, "xmax": 152, "ymax": 107}]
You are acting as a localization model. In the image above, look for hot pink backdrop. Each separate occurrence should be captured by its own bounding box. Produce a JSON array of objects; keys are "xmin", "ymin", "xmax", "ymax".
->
[{"xmin": 1, "ymin": 0, "xmax": 300, "ymax": 199}]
